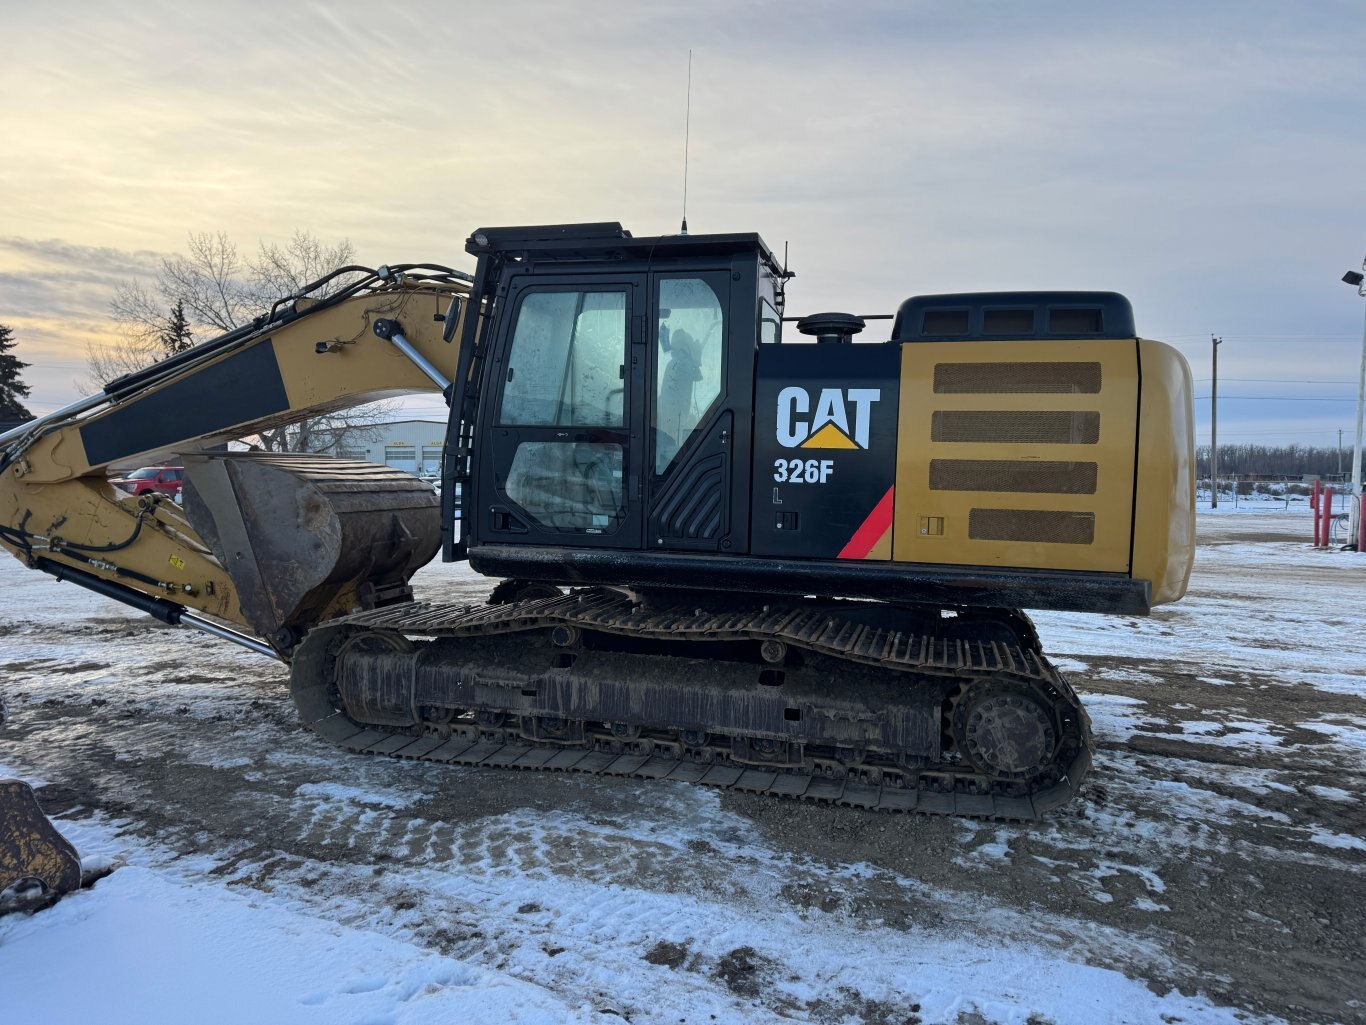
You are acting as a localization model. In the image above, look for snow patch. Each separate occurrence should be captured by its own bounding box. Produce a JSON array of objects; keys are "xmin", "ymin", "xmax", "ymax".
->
[
  {"xmin": 1133, "ymin": 897, "xmax": 1170, "ymax": 912},
  {"xmin": 1309, "ymin": 785, "xmax": 1352, "ymax": 802},
  {"xmin": 1297, "ymin": 719, "xmax": 1366, "ymax": 750},
  {"xmin": 0, "ymin": 866, "xmax": 584, "ymax": 1025},
  {"xmin": 1050, "ymin": 655, "xmax": 1089, "ymax": 674},
  {"xmin": 1306, "ymin": 827, "xmax": 1366, "ymax": 851},
  {"xmin": 1167, "ymin": 718, "xmax": 1284, "ymax": 749},
  {"xmin": 294, "ymin": 781, "xmax": 418, "ymax": 810},
  {"xmin": 1197, "ymin": 676, "xmax": 1238, "ymax": 687},
  {"xmin": 1080, "ymin": 693, "xmax": 1149, "ymax": 741}
]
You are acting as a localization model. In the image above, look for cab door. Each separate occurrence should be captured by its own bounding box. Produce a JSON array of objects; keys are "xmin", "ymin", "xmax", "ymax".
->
[
  {"xmin": 645, "ymin": 271, "xmax": 737, "ymax": 552},
  {"xmin": 480, "ymin": 277, "xmax": 647, "ymax": 548}
]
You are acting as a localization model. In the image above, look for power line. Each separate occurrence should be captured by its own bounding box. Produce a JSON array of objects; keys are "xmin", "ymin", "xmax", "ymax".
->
[
  {"xmin": 1194, "ymin": 377, "xmax": 1345, "ymax": 385},
  {"xmin": 1159, "ymin": 333, "xmax": 1359, "ymax": 340},
  {"xmin": 1193, "ymin": 395, "xmax": 1358, "ymax": 402},
  {"xmin": 1214, "ymin": 427, "xmax": 1346, "ymax": 437}
]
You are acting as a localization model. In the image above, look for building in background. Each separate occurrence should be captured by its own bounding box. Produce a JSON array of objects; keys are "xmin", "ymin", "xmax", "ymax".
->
[{"xmin": 327, "ymin": 419, "xmax": 447, "ymax": 476}]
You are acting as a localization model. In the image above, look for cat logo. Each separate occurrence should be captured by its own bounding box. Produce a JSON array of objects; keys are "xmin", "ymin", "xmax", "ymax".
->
[{"xmin": 776, "ymin": 387, "xmax": 881, "ymax": 450}]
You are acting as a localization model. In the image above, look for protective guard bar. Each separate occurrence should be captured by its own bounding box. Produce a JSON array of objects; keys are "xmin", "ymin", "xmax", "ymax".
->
[{"xmin": 442, "ymin": 243, "xmax": 502, "ymax": 561}]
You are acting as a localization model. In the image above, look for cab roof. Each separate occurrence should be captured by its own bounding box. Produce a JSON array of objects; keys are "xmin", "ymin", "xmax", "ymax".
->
[{"xmin": 465, "ymin": 222, "xmax": 783, "ymax": 275}]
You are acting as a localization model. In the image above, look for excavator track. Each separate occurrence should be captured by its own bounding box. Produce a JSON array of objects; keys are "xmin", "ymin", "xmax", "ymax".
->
[{"xmin": 289, "ymin": 590, "xmax": 1093, "ymax": 820}]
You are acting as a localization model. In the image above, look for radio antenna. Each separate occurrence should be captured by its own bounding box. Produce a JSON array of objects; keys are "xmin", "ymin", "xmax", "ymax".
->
[{"xmin": 681, "ymin": 49, "xmax": 692, "ymax": 235}]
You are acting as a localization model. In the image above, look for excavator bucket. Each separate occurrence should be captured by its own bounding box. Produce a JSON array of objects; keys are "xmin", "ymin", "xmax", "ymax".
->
[
  {"xmin": 182, "ymin": 453, "xmax": 442, "ymax": 644},
  {"xmin": 0, "ymin": 779, "xmax": 82, "ymax": 904}
]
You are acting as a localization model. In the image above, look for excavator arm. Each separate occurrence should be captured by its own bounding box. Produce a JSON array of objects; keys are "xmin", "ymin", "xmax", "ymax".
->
[{"xmin": 0, "ymin": 264, "xmax": 471, "ymax": 656}]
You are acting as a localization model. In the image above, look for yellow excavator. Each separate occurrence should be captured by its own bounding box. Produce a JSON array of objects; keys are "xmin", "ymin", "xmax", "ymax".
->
[{"xmin": 0, "ymin": 223, "xmax": 1194, "ymax": 890}]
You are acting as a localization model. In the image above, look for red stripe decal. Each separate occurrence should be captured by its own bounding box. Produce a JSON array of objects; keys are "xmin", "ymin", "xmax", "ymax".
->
[{"xmin": 837, "ymin": 486, "xmax": 895, "ymax": 560}]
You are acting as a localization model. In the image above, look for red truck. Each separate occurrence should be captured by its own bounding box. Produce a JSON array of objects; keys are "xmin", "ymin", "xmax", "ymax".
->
[{"xmin": 110, "ymin": 466, "xmax": 184, "ymax": 497}]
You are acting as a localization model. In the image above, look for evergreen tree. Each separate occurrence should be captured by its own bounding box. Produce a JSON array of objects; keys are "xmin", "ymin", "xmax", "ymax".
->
[
  {"xmin": 158, "ymin": 299, "xmax": 194, "ymax": 357},
  {"xmin": 0, "ymin": 324, "xmax": 34, "ymax": 421}
]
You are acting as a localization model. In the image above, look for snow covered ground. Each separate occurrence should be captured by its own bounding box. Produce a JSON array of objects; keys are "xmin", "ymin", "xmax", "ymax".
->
[{"xmin": 1, "ymin": 503, "xmax": 1363, "ymax": 1025}]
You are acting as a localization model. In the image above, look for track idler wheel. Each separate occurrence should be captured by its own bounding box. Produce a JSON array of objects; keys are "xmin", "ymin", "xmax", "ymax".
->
[{"xmin": 951, "ymin": 681, "xmax": 1057, "ymax": 781}]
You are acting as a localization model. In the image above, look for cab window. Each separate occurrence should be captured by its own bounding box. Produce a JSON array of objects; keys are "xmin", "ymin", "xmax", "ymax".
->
[
  {"xmin": 500, "ymin": 290, "xmax": 627, "ymax": 427},
  {"xmin": 655, "ymin": 278, "xmax": 723, "ymax": 473},
  {"xmin": 759, "ymin": 299, "xmax": 781, "ymax": 344}
]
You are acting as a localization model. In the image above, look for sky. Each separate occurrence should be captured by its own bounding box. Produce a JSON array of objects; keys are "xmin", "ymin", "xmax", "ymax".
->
[{"xmin": 1, "ymin": 0, "xmax": 1364, "ymax": 452}]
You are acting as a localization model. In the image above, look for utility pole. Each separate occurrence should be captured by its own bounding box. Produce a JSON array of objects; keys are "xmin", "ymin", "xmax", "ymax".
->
[
  {"xmin": 1343, "ymin": 258, "xmax": 1366, "ymax": 547},
  {"xmin": 1340, "ymin": 428, "xmax": 1345, "ymax": 476},
  {"xmin": 1211, "ymin": 335, "xmax": 1222, "ymax": 508}
]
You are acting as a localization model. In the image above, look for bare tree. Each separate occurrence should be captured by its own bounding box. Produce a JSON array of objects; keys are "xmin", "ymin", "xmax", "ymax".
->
[
  {"xmin": 253, "ymin": 231, "xmax": 358, "ymax": 303},
  {"xmin": 80, "ymin": 276, "xmax": 169, "ymax": 390},
  {"xmin": 156, "ymin": 231, "xmax": 256, "ymax": 334},
  {"xmin": 91, "ymin": 231, "xmax": 393, "ymax": 453},
  {"xmin": 82, "ymin": 325, "xmax": 163, "ymax": 394},
  {"xmin": 256, "ymin": 411, "xmax": 395, "ymax": 456}
]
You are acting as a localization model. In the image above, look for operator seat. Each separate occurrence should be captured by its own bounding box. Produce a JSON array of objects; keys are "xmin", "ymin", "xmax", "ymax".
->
[{"xmin": 656, "ymin": 328, "xmax": 702, "ymax": 465}]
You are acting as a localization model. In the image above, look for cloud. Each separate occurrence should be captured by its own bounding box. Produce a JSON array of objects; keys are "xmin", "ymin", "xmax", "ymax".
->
[
  {"xmin": 0, "ymin": 237, "xmax": 164, "ymax": 276},
  {"xmin": 0, "ymin": 238, "xmax": 166, "ymax": 321}
]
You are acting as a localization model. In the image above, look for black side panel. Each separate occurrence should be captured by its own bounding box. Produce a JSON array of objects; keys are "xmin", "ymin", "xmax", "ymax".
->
[
  {"xmin": 81, "ymin": 342, "xmax": 289, "ymax": 466},
  {"xmin": 751, "ymin": 344, "xmax": 901, "ymax": 559},
  {"xmin": 648, "ymin": 411, "xmax": 731, "ymax": 549}
]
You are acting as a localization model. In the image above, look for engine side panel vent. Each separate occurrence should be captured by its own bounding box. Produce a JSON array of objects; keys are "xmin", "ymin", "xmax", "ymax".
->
[
  {"xmin": 968, "ymin": 508, "xmax": 1096, "ymax": 545},
  {"xmin": 929, "ymin": 459, "xmax": 1098, "ymax": 495},
  {"xmin": 931, "ymin": 410, "xmax": 1101, "ymax": 445},
  {"xmin": 933, "ymin": 362, "xmax": 1102, "ymax": 394}
]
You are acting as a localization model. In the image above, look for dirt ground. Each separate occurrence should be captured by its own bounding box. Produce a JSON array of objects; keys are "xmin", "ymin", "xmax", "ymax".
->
[{"xmin": 2, "ymin": 507, "xmax": 1363, "ymax": 1025}]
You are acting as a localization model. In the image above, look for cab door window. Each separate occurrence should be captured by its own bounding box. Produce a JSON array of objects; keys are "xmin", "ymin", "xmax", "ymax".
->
[
  {"xmin": 501, "ymin": 290, "xmax": 626, "ymax": 427},
  {"xmin": 655, "ymin": 278, "xmax": 723, "ymax": 473},
  {"xmin": 505, "ymin": 441, "xmax": 623, "ymax": 532}
]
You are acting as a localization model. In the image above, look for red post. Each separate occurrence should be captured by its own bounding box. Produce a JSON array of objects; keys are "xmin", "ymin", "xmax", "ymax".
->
[{"xmin": 1324, "ymin": 488, "xmax": 1336, "ymax": 547}]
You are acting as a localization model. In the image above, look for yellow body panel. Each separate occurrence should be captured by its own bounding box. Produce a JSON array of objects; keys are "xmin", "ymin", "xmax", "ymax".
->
[
  {"xmin": 893, "ymin": 339, "xmax": 1139, "ymax": 574},
  {"xmin": 1132, "ymin": 339, "xmax": 1196, "ymax": 605},
  {"xmin": 271, "ymin": 291, "xmax": 450, "ymax": 418}
]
